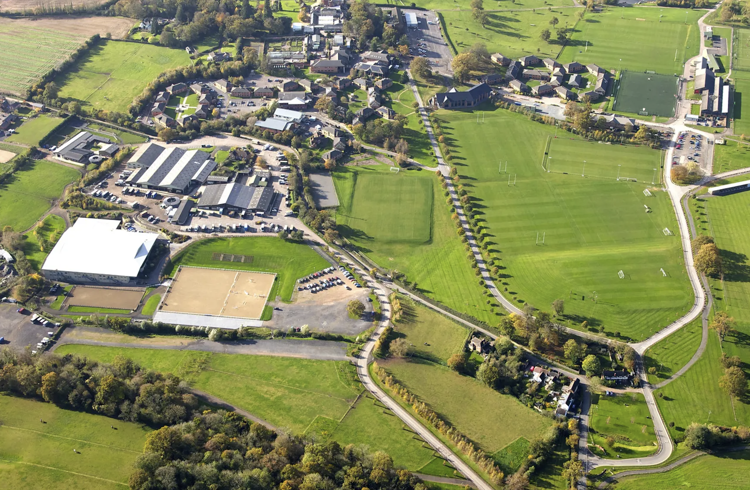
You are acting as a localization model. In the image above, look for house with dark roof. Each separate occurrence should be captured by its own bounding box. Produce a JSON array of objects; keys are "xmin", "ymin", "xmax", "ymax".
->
[
  {"xmin": 151, "ymin": 101, "xmax": 166, "ymax": 116},
  {"xmin": 323, "ymin": 149, "xmax": 343, "ymax": 161},
  {"xmin": 543, "ymin": 58, "xmax": 560, "ymax": 71},
  {"xmin": 231, "ymin": 86, "xmax": 254, "ymax": 98},
  {"xmin": 280, "ymin": 80, "xmax": 299, "ymax": 92},
  {"xmin": 555, "ymin": 86, "xmax": 575, "ymax": 100},
  {"xmin": 332, "ymin": 136, "xmax": 347, "ymax": 151},
  {"xmin": 509, "ymin": 79, "xmax": 529, "ymax": 93},
  {"xmin": 568, "ymin": 74, "xmax": 583, "ymax": 88},
  {"xmin": 333, "ymin": 77, "xmax": 352, "ymax": 90},
  {"xmin": 523, "ymin": 69, "xmax": 550, "ymax": 81},
  {"xmin": 310, "ymin": 58, "xmax": 346, "ymax": 73},
  {"xmin": 354, "ymin": 77, "xmax": 371, "ymax": 90},
  {"xmin": 563, "ymin": 62, "xmax": 585, "ymax": 73},
  {"xmin": 154, "ymin": 114, "xmax": 176, "ymax": 128},
  {"xmin": 355, "ymin": 107, "xmax": 375, "ymax": 120},
  {"xmin": 277, "ymin": 91, "xmax": 311, "ymax": 109},
  {"xmin": 154, "ymin": 91, "xmax": 168, "ymax": 103},
  {"xmin": 375, "ymin": 78, "xmax": 393, "ymax": 90},
  {"xmin": 0, "ymin": 112, "xmax": 16, "ymax": 131},
  {"xmin": 253, "ymin": 87, "xmax": 275, "ymax": 98},
  {"xmin": 431, "ymin": 83, "xmax": 492, "ymax": 109},
  {"xmin": 550, "ymin": 74, "xmax": 564, "ymax": 87},
  {"xmin": 298, "ymin": 79, "xmax": 318, "ymax": 92},
  {"xmin": 519, "ymin": 55, "xmax": 540, "ymax": 67},
  {"xmin": 481, "ymin": 73, "xmax": 503, "ymax": 85},
  {"xmin": 491, "ymin": 53, "xmax": 510, "ymax": 66},
  {"xmin": 505, "ymin": 60, "xmax": 522, "ymax": 80},
  {"xmin": 166, "ymin": 83, "xmax": 188, "ymax": 95},
  {"xmin": 587, "ymin": 64, "xmax": 605, "ymax": 76},
  {"xmin": 376, "ymin": 106, "xmax": 395, "ymax": 119},
  {"xmin": 532, "ymin": 84, "xmax": 554, "ymax": 96},
  {"xmin": 177, "ymin": 113, "xmax": 198, "ymax": 127},
  {"xmin": 190, "ymin": 83, "xmax": 208, "ymax": 95},
  {"xmin": 214, "ymin": 79, "xmax": 232, "ymax": 93},
  {"xmin": 595, "ymin": 74, "xmax": 610, "ymax": 95}
]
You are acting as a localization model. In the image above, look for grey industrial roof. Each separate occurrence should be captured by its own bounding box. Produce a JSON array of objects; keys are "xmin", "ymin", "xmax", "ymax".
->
[
  {"xmin": 126, "ymin": 143, "xmax": 216, "ymax": 192},
  {"xmin": 173, "ymin": 199, "xmax": 194, "ymax": 225},
  {"xmin": 56, "ymin": 131, "xmax": 112, "ymax": 162},
  {"xmin": 198, "ymin": 183, "xmax": 274, "ymax": 211}
]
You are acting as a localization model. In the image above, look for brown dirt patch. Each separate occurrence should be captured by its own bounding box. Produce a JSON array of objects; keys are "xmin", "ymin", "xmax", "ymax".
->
[
  {"xmin": 0, "ymin": 16, "xmax": 135, "ymax": 39},
  {"xmin": 0, "ymin": 150, "xmax": 15, "ymax": 164},
  {"xmin": 67, "ymin": 286, "xmax": 143, "ymax": 309},
  {"xmin": 162, "ymin": 267, "xmax": 275, "ymax": 320}
]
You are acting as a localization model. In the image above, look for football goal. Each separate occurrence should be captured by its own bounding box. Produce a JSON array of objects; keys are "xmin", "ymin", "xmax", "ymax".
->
[{"xmin": 390, "ymin": 166, "xmax": 401, "ymax": 173}]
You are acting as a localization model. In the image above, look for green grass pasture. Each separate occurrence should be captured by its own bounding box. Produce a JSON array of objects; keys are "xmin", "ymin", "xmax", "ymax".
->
[
  {"xmin": 56, "ymin": 41, "xmax": 190, "ymax": 113},
  {"xmin": 0, "ymin": 160, "xmax": 79, "ymax": 232},
  {"xmin": 614, "ymin": 450, "xmax": 750, "ymax": 489},
  {"xmin": 713, "ymin": 140, "xmax": 750, "ymax": 173},
  {"xmin": 588, "ymin": 393, "xmax": 657, "ymax": 458},
  {"xmin": 558, "ymin": 7, "xmax": 702, "ymax": 74},
  {"xmin": 54, "ymin": 345, "xmax": 440, "ymax": 473},
  {"xmin": 0, "ymin": 395, "xmax": 148, "ymax": 489},
  {"xmin": 333, "ymin": 165, "xmax": 500, "ymax": 324},
  {"xmin": 6, "ymin": 115, "xmax": 66, "ymax": 147},
  {"xmin": 163, "ymin": 237, "xmax": 329, "ymax": 301},
  {"xmin": 22, "ymin": 214, "xmax": 66, "ymax": 270},
  {"xmin": 439, "ymin": 107, "xmax": 692, "ymax": 340},
  {"xmin": 643, "ymin": 318, "xmax": 702, "ymax": 384}
]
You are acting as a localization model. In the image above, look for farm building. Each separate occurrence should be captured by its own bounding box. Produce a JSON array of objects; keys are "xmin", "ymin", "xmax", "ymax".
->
[
  {"xmin": 54, "ymin": 131, "xmax": 118, "ymax": 164},
  {"xmin": 42, "ymin": 218, "xmax": 159, "ymax": 285},
  {"xmin": 0, "ymin": 112, "xmax": 17, "ymax": 130},
  {"xmin": 197, "ymin": 182, "xmax": 275, "ymax": 214},
  {"xmin": 431, "ymin": 83, "xmax": 492, "ymax": 109},
  {"xmin": 125, "ymin": 143, "xmax": 216, "ymax": 194}
]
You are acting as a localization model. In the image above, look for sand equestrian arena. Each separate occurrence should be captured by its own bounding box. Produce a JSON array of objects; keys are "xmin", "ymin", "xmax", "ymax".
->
[
  {"xmin": 161, "ymin": 267, "xmax": 275, "ymax": 320},
  {"xmin": 0, "ymin": 150, "xmax": 15, "ymax": 164},
  {"xmin": 66, "ymin": 286, "xmax": 143, "ymax": 310}
]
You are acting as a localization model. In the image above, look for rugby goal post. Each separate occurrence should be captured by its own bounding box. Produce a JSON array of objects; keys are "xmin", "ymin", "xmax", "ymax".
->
[
  {"xmin": 643, "ymin": 189, "xmax": 653, "ymax": 197},
  {"xmin": 390, "ymin": 166, "xmax": 400, "ymax": 173},
  {"xmin": 663, "ymin": 228, "xmax": 673, "ymax": 236}
]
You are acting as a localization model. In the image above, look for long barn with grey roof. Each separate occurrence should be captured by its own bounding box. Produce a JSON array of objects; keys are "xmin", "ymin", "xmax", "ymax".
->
[
  {"xmin": 125, "ymin": 143, "xmax": 216, "ymax": 194},
  {"xmin": 197, "ymin": 182, "xmax": 275, "ymax": 214}
]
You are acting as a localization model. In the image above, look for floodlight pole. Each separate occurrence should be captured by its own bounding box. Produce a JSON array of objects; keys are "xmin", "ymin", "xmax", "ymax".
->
[
  {"xmin": 548, "ymin": 156, "xmax": 552, "ymax": 173},
  {"xmin": 582, "ymin": 160, "xmax": 586, "ymax": 177}
]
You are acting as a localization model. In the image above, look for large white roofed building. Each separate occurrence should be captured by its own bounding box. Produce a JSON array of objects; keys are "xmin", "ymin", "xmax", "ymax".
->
[{"xmin": 42, "ymin": 218, "xmax": 159, "ymax": 284}]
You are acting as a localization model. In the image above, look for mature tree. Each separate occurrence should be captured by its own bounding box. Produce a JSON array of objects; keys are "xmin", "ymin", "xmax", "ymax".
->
[
  {"xmin": 549, "ymin": 16, "xmax": 559, "ymax": 26},
  {"xmin": 470, "ymin": 0, "xmax": 484, "ymax": 8},
  {"xmin": 447, "ymin": 352, "xmax": 468, "ymax": 373},
  {"xmin": 692, "ymin": 235, "xmax": 715, "ymax": 255},
  {"xmin": 474, "ymin": 9, "xmax": 488, "ymax": 26},
  {"xmin": 40, "ymin": 372, "xmax": 58, "ymax": 403},
  {"xmin": 411, "ymin": 56, "xmax": 431, "ymax": 79},
  {"xmin": 157, "ymin": 128, "xmax": 178, "ymax": 142},
  {"xmin": 684, "ymin": 423, "xmax": 713, "ymax": 449},
  {"xmin": 582, "ymin": 355, "xmax": 601, "ymax": 376},
  {"xmin": 505, "ymin": 472, "xmax": 529, "ymax": 490},
  {"xmin": 711, "ymin": 312, "xmax": 736, "ymax": 343},
  {"xmin": 671, "ymin": 165, "xmax": 689, "ymax": 183},
  {"xmin": 451, "ymin": 52, "xmax": 476, "ymax": 83},
  {"xmin": 540, "ymin": 28, "xmax": 551, "ymax": 43},
  {"xmin": 43, "ymin": 82, "xmax": 59, "ymax": 100},
  {"xmin": 390, "ymin": 338, "xmax": 412, "ymax": 358},
  {"xmin": 347, "ymin": 300, "xmax": 366, "ymax": 318},
  {"xmin": 564, "ymin": 339, "xmax": 584, "ymax": 364},
  {"xmin": 720, "ymin": 366, "xmax": 747, "ymax": 399},
  {"xmin": 144, "ymin": 427, "xmax": 182, "ymax": 459},
  {"xmin": 477, "ymin": 360, "xmax": 501, "ymax": 388},
  {"xmin": 562, "ymin": 458, "xmax": 584, "ymax": 488},
  {"xmin": 695, "ymin": 243, "xmax": 722, "ymax": 277},
  {"xmin": 557, "ymin": 29, "xmax": 568, "ymax": 43},
  {"xmin": 552, "ymin": 299, "xmax": 564, "ymax": 316}
]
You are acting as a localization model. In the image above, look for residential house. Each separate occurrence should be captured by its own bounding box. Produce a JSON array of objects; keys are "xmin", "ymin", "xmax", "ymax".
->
[
  {"xmin": 214, "ymin": 79, "xmax": 232, "ymax": 93},
  {"xmin": 154, "ymin": 113, "xmax": 176, "ymax": 128},
  {"xmin": 310, "ymin": 58, "xmax": 346, "ymax": 73},
  {"xmin": 360, "ymin": 50, "xmax": 390, "ymax": 64},
  {"xmin": 555, "ymin": 86, "xmax": 575, "ymax": 100},
  {"xmin": 353, "ymin": 62, "xmax": 388, "ymax": 76},
  {"xmin": 587, "ymin": 64, "xmax": 606, "ymax": 77},
  {"xmin": 556, "ymin": 378, "xmax": 580, "ymax": 417},
  {"xmin": 194, "ymin": 107, "xmax": 208, "ymax": 119},
  {"xmin": 332, "ymin": 136, "xmax": 347, "ymax": 151},
  {"xmin": 323, "ymin": 149, "xmax": 343, "ymax": 161},
  {"xmin": 0, "ymin": 96, "xmax": 19, "ymax": 113},
  {"xmin": 230, "ymin": 86, "xmax": 254, "ymax": 98},
  {"xmin": 595, "ymin": 74, "xmax": 610, "ymax": 95},
  {"xmin": 154, "ymin": 91, "xmax": 169, "ymax": 103},
  {"xmin": 0, "ymin": 112, "xmax": 17, "ymax": 131},
  {"xmin": 321, "ymin": 125, "xmax": 341, "ymax": 139},
  {"xmin": 543, "ymin": 58, "xmax": 560, "ymax": 71},
  {"xmin": 568, "ymin": 74, "xmax": 583, "ymax": 88},
  {"xmin": 150, "ymin": 101, "xmax": 166, "ymax": 116},
  {"xmin": 207, "ymin": 51, "xmax": 231, "ymax": 62},
  {"xmin": 523, "ymin": 69, "xmax": 551, "ymax": 81},
  {"xmin": 367, "ymin": 86, "xmax": 381, "ymax": 97},
  {"xmin": 375, "ymin": 78, "xmax": 393, "ymax": 90},
  {"xmin": 532, "ymin": 366, "xmax": 550, "ymax": 383},
  {"xmin": 552, "ymin": 66, "xmax": 567, "ymax": 77},
  {"xmin": 519, "ymin": 55, "xmax": 540, "ymax": 67},
  {"xmin": 505, "ymin": 60, "xmax": 522, "ymax": 80},
  {"xmin": 531, "ymin": 84, "xmax": 554, "ymax": 96},
  {"xmin": 509, "ymin": 79, "xmax": 529, "ymax": 93},
  {"xmin": 253, "ymin": 87, "xmax": 275, "ymax": 98},
  {"xmin": 368, "ymin": 96, "xmax": 381, "ymax": 109},
  {"xmin": 177, "ymin": 113, "xmax": 198, "ymax": 127},
  {"xmin": 491, "ymin": 53, "xmax": 511, "ymax": 66},
  {"xmin": 190, "ymin": 83, "xmax": 208, "ymax": 95},
  {"xmin": 563, "ymin": 62, "xmax": 585, "ymax": 73},
  {"xmin": 280, "ymin": 80, "xmax": 299, "ymax": 92},
  {"xmin": 431, "ymin": 83, "xmax": 492, "ymax": 109},
  {"xmin": 481, "ymin": 73, "xmax": 503, "ymax": 85},
  {"xmin": 376, "ymin": 106, "xmax": 395, "ymax": 119},
  {"xmin": 550, "ymin": 74, "xmax": 564, "ymax": 87},
  {"xmin": 582, "ymin": 90, "xmax": 600, "ymax": 102},
  {"xmin": 354, "ymin": 77, "xmax": 371, "ymax": 90},
  {"xmin": 299, "ymin": 79, "xmax": 318, "ymax": 93},
  {"xmin": 166, "ymin": 82, "xmax": 188, "ymax": 95},
  {"xmin": 469, "ymin": 336, "xmax": 492, "ymax": 355},
  {"xmin": 309, "ymin": 132, "xmax": 327, "ymax": 148},
  {"xmin": 595, "ymin": 114, "xmax": 635, "ymax": 130},
  {"xmin": 333, "ymin": 77, "xmax": 352, "ymax": 90},
  {"xmin": 198, "ymin": 92, "xmax": 217, "ymax": 106},
  {"xmin": 355, "ymin": 107, "xmax": 375, "ymax": 120}
]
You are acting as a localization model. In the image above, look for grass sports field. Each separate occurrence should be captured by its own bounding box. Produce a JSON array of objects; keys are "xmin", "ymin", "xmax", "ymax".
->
[
  {"xmin": 614, "ymin": 450, "xmax": 750, "ymax": 489},
  {"xmin": 380, "ymin": 359, "xmax": 553, "ymax": 462},
  {"xmin": 0, "ymin": 395, "xmax": 149, "ymax": 489},
  {"xmin": 0, "ymin": 160, "xmax": 79, "ymax": 232},
  {"xmin": 54, "ymin": 345, "xmax": 445, "ymax": 474},
  {"xmin": 56, "ymin": 41, "xmax": 190, "ymax": 113},
  {"xmin": 383, "ymin": 0, "xmax": 573, "ymax": 10},
  {"xmin": 441, "ymin": 8, "xmax": 582, "ymax": 60},
  {"xmin": 392, "ymin": 295, "xmax": 469, "ymax": 364},
  {"xmin": 6, "ymin": 115, "xmax": 66, "ymax": 147},
  {"xmin": 558, "ymin": 7, "xmax": 702, "ymax": 74},
  {"xmin": 22, "ymin": 214, "xmax": 66, "ymax": 270},
  {"xmin": 588, "ymin": 393, "xmax": 657, "ymax": 458},
  {"xmin": 612, "ymin": 71, "xmax": 678, "ymax": 117},
  {"xmin": 163, "ymin": 237, "xmax": 328, "ymax": 302},
  {"xmin": 643, "ymin": 318, "xmax": 702, "ymax": 384},
  {"xmin": 732, "ymin": 29, "xmax": 750, "ymax": 135},
  {"xmin": 439, "ymin": 107, "xmax": 693, "ymax": 341},
  {"xmin": 333, "ymin": 165, "xmax": 500, "ymax": 324}
]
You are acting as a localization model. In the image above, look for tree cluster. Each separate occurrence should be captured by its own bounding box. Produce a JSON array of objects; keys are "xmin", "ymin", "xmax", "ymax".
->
[
  {"xmin": 0, "ymin": 348, "xmax": 198, "ymax": 425},
  {"xmin": 132, "ymin": 409, "xmax": 428, "ymax": 490},
  {"xmin": 683, "ymin": 422, "xmax": 750, "ymax": 449},
  {"xmin": 451, "ymin": 43, "xmax": 493, "ymax": 83},
  {"xmin": 693, "ymin": 235, "xmax": 722, "ymax": 278}
]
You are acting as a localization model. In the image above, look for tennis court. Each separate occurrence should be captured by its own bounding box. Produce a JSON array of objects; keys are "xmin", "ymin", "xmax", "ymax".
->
[
  {"xmin": 612, "ymin": 71, "xmax": 678, "ymax": 117},
  {"xmin": 161, "ymin": 266, "xmax": 275, "ymax": 320}
]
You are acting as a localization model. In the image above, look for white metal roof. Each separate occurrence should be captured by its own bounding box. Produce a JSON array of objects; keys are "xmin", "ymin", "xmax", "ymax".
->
[{"xmin": 42, "ymin": 219, "xmax": 158, "ymax": 278}]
